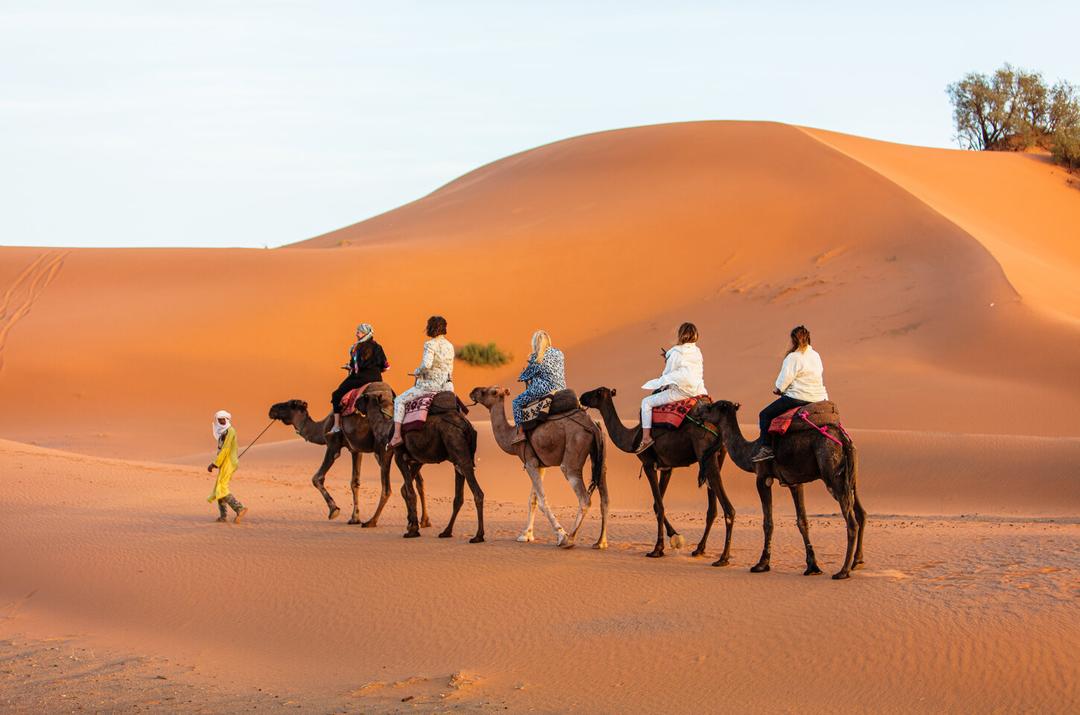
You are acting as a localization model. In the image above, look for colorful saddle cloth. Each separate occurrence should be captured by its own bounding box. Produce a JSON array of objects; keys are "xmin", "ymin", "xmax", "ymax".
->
[
  {"xmin": 520, "ymin": 389, "xmax": 580, "ymax": 428},
  {"xmin": 402, "ymin": 391, "xmax": 469, "ymax": 434},
  {"xmin": 768, "ymin": 400, "xmax": 841, "ymax": 436},
  {"xmin": 339, "ymin": 381, "xmax": 394, "ymax": 417},
  {"xmin": 652, "ymin": 395, "xmax": 710, "ymax": 430}
]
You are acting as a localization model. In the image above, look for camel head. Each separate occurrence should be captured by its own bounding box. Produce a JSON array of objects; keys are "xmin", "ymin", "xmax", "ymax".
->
[
  {"xmin": 268, "ymin": 399, "xmax": 309, "ymax": 426},
  {"xmin": 468, "ymin": 386, "xmax": 510, "ymax": 408},
  {"xmin": 697, "ymin": 399, "xmax": 739, "ymax": 423},
  {"xmin": 579, "ymin": 386, "xmax": 617, "ymax": 409}
]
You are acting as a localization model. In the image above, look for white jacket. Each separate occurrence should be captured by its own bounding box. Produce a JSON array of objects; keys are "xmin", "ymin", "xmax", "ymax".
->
[
  {"xmin": 775, "ymin": 346, "xmax": 828, "ymax": 402},
  {"xmin": 642, "ymin": 343, "xmax": 707, "ymax": 397},
  {"xmin": 414, "ymin": 336, "xmax": 455, "ymax": 392}
]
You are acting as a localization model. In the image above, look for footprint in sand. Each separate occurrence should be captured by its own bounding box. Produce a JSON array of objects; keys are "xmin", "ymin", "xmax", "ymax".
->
[{"xmin": 0, "ymin": 250, "xmax": 68, "ymax": 372}]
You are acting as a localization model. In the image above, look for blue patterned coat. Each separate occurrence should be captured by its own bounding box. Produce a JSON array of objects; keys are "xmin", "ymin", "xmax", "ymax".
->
[{"xmin": 513, "ymin": 347, "xmax": 567, "ymax": 425}]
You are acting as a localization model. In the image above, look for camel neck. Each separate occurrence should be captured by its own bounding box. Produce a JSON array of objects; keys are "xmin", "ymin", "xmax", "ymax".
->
[
  {"xmin": 486, "ymin": 398, "xmax": 518, "ymax": 455},
  {"xmin": 297, "ymin": 413, "xmax": 331, "ymax": 445},
  {"xmin": 718, "ymin": 412, "xmax": 756, "ymax": 472},
  {"xmin": 596, "ymin": 396, "xmax": 641, "ymax": 453}
]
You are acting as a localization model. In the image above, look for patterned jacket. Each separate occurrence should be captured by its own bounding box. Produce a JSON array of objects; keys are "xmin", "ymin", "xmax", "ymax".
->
[
  {"xmin": 518, "ymin": 347, "xmax": 567, "ymax": 397},
  {"xmin": 414, "ymin": 336, "xmax": 455, "ymax": 391}
]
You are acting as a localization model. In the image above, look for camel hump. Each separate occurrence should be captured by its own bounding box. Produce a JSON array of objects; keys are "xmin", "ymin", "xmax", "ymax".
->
[
  {"xmin": 774, "ymin": 400, "xmax": 842, "ymax": 436},
  {"xmin": 520, "ymin": 389, "xmax": 581, "ymax": 429},
  {"xmin": 428, "ymin": 391, "xmax": 468, "ymax": 415}
]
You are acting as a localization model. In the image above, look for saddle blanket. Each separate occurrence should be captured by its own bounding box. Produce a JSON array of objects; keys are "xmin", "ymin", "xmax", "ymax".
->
[
  {"xmin": 652, "ymin": 395, "xmax": 709, "ymax": 430},
  {"xmin": 521, "ymin": 389, "xmax": 581, "ymax": 429},
  {"xmin": 338, "ymin": 383, "xmax": 371, "ymax": 416},
  {"xmin": 402, "ymin": 391, "xmax": 469, "ymax": 434},
  {"xmin": 769, "ymin": 400, "xmax": 840, "ymax": 435}
]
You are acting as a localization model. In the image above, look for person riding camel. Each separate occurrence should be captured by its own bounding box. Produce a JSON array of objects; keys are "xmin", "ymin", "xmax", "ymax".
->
[
  {"xmin": 751, "ymin": 325, "xmax": 828, "ymax": 462},
  {"xmin": 207, "ymin": 410, "xmax": 247, "ymax": 523},
  {"xmin": 388, "ymin": 315, "xmax": 455, "ymax": 448},
  {"xmin": 329, "ymin": 322, "xmax": 389, "ymax": 435},
  {"xmin": 511, "ymin": 329, "xmax": 567, "ymax": 445},
  {"xmin": 636, "ymin": 322, "xmax": 707, "ymax": 454}
]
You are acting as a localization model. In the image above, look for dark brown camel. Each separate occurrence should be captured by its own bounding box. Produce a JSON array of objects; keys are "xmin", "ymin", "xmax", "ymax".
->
[
  {"xmin": 697, "ymin": 400, "xmax": 865, "ymax": 579},
  {"xmin": 579, "ymin": 387, "xmax": 735, "ymax": 564},
  {"xmin": 469, "ymin": 386, "xmax": 609, "ymax": 548},
  {"xmin": 267, "ymin": 399, "xmax": 431, "ymax": 528},
  {"xmin": 359, "ymin": 391, "xmax": 485, "ymax": 543}
]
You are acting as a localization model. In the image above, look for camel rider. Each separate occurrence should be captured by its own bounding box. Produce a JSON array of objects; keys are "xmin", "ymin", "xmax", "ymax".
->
[
  {"xmin": 207, "ymin": 410, "xmax": 247, "ymax": 523},
  {"xmin": 752, "ymin": 325, "xmax": 829, "ymax": 462},
  {"xmin": 389, "ymin": 315, "xmax": 454, "ymax": 447},
  {"xmin": 329, "ymin": 323, "xmax": 390, "ymax": 434},
  {"xmin": 636, "ymin": 322, "xmax": 707, "ymax": 454},
  {"xmin": 511, "ymin": 329, "xmax": 567, "ymax": 444}
]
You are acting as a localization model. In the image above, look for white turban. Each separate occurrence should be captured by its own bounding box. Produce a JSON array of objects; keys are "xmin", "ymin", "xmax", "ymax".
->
[{"xmin": 213, "ymin": 410, "xmax": 232, "ymax": 441}]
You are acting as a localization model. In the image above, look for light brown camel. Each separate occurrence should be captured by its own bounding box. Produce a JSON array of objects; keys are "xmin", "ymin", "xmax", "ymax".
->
[
  {"xmin": 696, "ymin": 400, "xmax": 865, "ymax": 579},
  {"xmin": 359, "ymin": 391, "xmax": 485, "ymax": 542},
  {"xmin": 579, "ymin": 387, "xmax": 735, "ymax": 565},
  {"xmin": 469, "ymin": 386, "xmax": 609, "ymax": 549},
  {"xmin": 267, "ymin": 398, "xmax": 430, "ymax": 528}
]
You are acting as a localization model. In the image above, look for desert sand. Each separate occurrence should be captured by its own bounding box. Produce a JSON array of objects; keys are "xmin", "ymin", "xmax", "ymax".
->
[{"xmin": 1, "ymin": 121, "xmax": 1078, "ymax": 712}]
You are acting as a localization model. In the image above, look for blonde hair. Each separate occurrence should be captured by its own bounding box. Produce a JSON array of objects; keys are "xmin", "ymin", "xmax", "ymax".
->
[{"xmin": 532, "ymin": 329, "xmax": 552, "ymax": 363}]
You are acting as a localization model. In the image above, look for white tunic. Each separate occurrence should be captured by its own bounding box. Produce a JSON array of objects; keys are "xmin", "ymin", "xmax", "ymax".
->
[
  {"xmin": 414, "ymin": 336, "xmax": 455, "ymax": 392},
  {"xmin": 642, "ymin": 343, "xmax": 707, "ymax": 397},
  {"xmin": 775, "ymin": 346, "xmax": 828, "ymax": 402}
]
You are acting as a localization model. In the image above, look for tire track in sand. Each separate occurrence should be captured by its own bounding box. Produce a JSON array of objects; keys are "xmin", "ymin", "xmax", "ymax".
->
[{"xmin": 0, "ymin": 251, "xmax": 68, "ymax": 373}]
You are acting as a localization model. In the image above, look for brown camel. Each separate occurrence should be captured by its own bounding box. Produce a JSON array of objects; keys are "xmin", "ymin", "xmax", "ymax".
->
[
  {"xmin": 359, "ymin": 391, "xmax": 485, "ymax": 543},
  {"xmin": 579, "ymin": 387, "xmax": 735, "ymax": 564},
  {"xmin": 469, "ymin": 386, "xmax": 609, "ymax": 549},
  {"xmin": 696, "ymin": 400, "xmax": 865, "ymax": 579},
  {"xmin": 267, "ymin": 399, "xmax": 430, "ymax": 528}
]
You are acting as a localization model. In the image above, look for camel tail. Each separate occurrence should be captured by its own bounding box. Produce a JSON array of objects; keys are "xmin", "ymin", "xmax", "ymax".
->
[
  {"xmin": 467, "ymin": 421, "xmax": 478, "ymax": 460},
  {"xmin": 588, "ymin": 421, "xmax": 606, "ymax": 495},
  {"xmin": 841, "ymin": 430, "xmax": 857, "ymax": 495}
]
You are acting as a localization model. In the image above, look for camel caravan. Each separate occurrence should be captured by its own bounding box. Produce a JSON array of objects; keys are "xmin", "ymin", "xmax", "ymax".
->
[{"xmin": 266, "ymin": 317, "xmax": 864, "ymax": 580}]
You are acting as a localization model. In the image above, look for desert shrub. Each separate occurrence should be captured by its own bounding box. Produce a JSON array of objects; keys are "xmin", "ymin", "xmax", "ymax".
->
[
  {"xmin": 1052, "ymin": 126, "xmax": 1080, "ymax": 170},
  {"xmin": 456, "ymin": 342, "xmax": 511, "ymax": 367}
]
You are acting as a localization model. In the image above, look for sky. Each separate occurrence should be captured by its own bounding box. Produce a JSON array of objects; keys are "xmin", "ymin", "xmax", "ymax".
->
[{"xmin": 2, "ymin": 1, "xmax": 1078, "ymax": 248}]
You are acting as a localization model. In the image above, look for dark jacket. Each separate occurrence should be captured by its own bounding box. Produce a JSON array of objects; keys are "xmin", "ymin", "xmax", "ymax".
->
[{"xmin": 349, "ymin": 339, "xmax": 390, "ymax": 384}]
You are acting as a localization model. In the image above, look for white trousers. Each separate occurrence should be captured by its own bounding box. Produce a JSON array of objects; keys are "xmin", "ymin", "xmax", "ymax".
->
[
  {"xmin": 640, "ymin": 388, "xmax": 687, "ymax": 428},
  {"xmin": 393, "ymin": 383, "xmax": 454, "ymax": 422}
]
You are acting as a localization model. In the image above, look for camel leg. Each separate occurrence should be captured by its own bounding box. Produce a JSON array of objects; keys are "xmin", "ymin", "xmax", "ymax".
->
[
  {"xmin": 644, "ymin": 464, "xmax": 666, "ymax": 558},
  {"xmin": 852, "ymin": 486, "xmax": 867, "ymax": 569},
  {"xmin": 361, "ymin": 451, "xmax": 393, "ymax": 528},
  {"xmin": 833, "ymin": 487, "xmax": 859, "ymax": 580},
  {"xmin": 657, "ymin": 469, "xmax": 685, "ymax": 549},
  {"xmin": 398, "ymin": 455, "xmax": 421, "ymax": 538},
  {"xmin": 462, "ymin": 463, "xmax": 485, "ymax": 543},
  {"xmin": 750, "ymin": 473, "xmax": 773, "ymax": 573},
  {"xmin": 593, "ymin": 467, "xmax": 609, "ymax": 550},
  {"xmin": 790, "ymin": 485, "xmax": 822, "ymax": 575},
  {"xmin": 311, "ymin": 445, "xmax": 341, "ymax": 520},
  {"xmin": 518, "ymin": 488, "xmax": 539, "ymax": 543},
  {"xmin": 415, "ymin": 472, "xmax": 432, "ymax": 528},
  {"xmin": 439, "ymin": 469, "xmax": 466, "ymax": 539},
  {"xmin": 564, "ymin": 472, "xmax": 591, "ymax": 547},
  {"xmin": 347, "ymin": 451, "xmax": 363, "ymax": 524},
  {"xmin": 694, "ymin": 486, "xmax": 717, "ymax": 558},
  {"xmin": 707, "ymin": 462, "xmax": 735, "ymax": 567},
  {"xmin": 523, "ymin": 466, "xmax": 566, "ymax": 546}
]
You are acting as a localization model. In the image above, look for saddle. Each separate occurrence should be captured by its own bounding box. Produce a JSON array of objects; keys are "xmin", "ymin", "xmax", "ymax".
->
[
  {"xmin": 520, "ymin": 389, "xmax": 582, "ymax": 430},
  {"xmin": 652, "ymin": 395, "xmax": 710, "ymax": 430},
  {"xmin": 402, "ymin": 391, "xmax": 469, "ymax": 434},
  {"xmin": 768, "ymin": 400, "xmax": 841, "ymax": 436},
  {"xmin": 339, "ymin": 381, "xmax": 395, "ymax": 417}
]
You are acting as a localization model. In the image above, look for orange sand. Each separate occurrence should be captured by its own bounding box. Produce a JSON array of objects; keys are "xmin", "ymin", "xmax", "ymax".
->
[{"xmin": 1, "ymin": 121, "xmax": 1078, "ymax": 711}]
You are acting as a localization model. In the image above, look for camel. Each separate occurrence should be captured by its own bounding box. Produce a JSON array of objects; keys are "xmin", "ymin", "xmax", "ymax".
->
[
  {"xmin": 267, "ymin": 399, "xmax": 430, "ymax": 529},
  {"xmin": 696, "ymin": 400, "xmax": 865, "ymax": 579},
  {"xmin": 579, "ymin": 387, "xmax": 735, "ymax": 565},
  {"xmin": 469, "ymin": 386, "xmax": 609, "ymax": 549},
  {"xmin": 359, "ymin": 391, "xmax": 485, "ymax": 543}
]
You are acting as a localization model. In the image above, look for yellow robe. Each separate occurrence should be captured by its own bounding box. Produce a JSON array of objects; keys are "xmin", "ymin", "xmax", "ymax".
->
[{"xmin": 208, "ymin": 426, "xmax": 239, "ymax": 502}]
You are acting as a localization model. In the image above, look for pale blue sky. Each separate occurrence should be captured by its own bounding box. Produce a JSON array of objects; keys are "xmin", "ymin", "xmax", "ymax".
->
[{"xmin": 2, "ymin": 1, "xmax": 1077, "ymax": 248}]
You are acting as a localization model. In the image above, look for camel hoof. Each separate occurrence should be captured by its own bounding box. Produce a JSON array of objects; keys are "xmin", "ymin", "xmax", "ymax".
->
[
  {"xmin": 804, "ymin": 565, "xmax": 823, "ymax": 576},
  {"xmin": 420, "ymin": 518, "xmax": 432, "ymax": 528},
  {"xmin": 670, "ymin": 534, "xmax": 686, "ymax": 549},
  {"xmin": 516, "ymin": 532, "xmax": 535, "ymax": 543},
  {"xmin": 438, "ymin": 530, "xmax": 453, "ymax": 539},
  {"xmin": 555, "ymin": 530, "xmax": 569, "ymax": 548},
  {"xmin": 750, "ymin": 563, "xmax": 770, "ymax": 573},
  {"xmin": 852, "ymin": 559, "xmax": 865, "ymax": 570},
  {"xmin": 593, "ymin": 540, "xmax": 608, "ymax": 550},
  {"xmin": 403, "ymin": 529, "xmax": 421, "ymax": 539},
  {"xmin": 711, "ymin": 557, "xmax": 730, "ymax": 567},
  {"xmin": 645, "ymin": 550, "xmax": 664, "ymax": 558},
  {"xmin": 328, "ymin": 507, "xmax": 341, "ymax": 520},
  {"xmin": 469, "ymin": 535, "xmax": 485, "ymax": 544},
  {"xmin": 347, "ymin": 517, "xmax": 361, "ymax": 525},
  {"xmin": 691, "ymin": 548, "xmax": 705, "ymax": 558},
  {"xmin": 360, "ymin": 520, "xmax": 376, "ymax": 528},
  {"xmin": 832, "ymin": 571, "xmax": 851, "ymax": 580}
]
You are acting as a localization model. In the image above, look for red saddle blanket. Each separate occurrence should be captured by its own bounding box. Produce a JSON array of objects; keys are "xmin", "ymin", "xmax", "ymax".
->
[
  {"xmin": 652, "ymin": 395, "xmax": 709, "ymax": 430},
  {"xmin": 338, "ymin": 383, "xmax": 372, "ymax": 417},
  {"xmin": 768, "ymin": 401, "xmax": 841, "ymax": 436}
]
